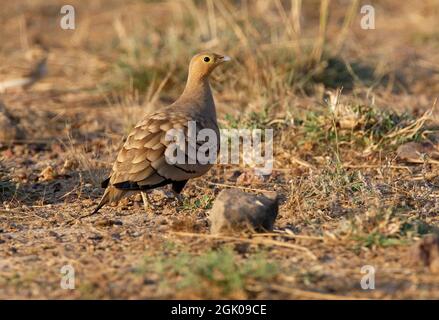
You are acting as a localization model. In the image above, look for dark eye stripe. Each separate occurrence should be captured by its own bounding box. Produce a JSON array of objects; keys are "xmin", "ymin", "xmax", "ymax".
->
[{"xmin": 203, "ymin": 57, "xmax": 210, "ymax": 62}]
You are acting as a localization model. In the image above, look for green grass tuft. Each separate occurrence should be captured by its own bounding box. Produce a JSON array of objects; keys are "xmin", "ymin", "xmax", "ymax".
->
[{"xmin": 136, "ymin": 246, "xmax": 279, "ymax": 297}]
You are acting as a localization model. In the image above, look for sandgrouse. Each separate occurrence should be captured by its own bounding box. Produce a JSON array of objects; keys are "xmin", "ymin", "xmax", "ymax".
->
[{"xmin": 93, "ymin": 52, "xmax": 230, "ymax": 214}]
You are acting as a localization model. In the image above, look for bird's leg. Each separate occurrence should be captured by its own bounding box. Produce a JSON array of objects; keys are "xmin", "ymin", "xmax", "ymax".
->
[
  {"xmin": 141, "ymin": 191, "xmax": 154, "ymax": 213},
  {"xmin": 172, "ymin": 192, "xmax": 185, "ymax": 206},
  {"xmin": 171, "ymin": 180, "xmax": 188, "ymax": 206}
]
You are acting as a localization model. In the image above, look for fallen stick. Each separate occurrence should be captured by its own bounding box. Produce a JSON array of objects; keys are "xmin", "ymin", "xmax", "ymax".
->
[
  {"xmin": 206, "ymin": 181, "xmax": 274, "ymax": 193},
  {"xmin": 270, "ymin": 284, "xmax": 368, "ymax": 300},
  {"xmin": 0, "ymin": 58, "xmax": 47, "ymax": 92},
  {"xmin": 252, "ymin": 232, "xmax": 324, "ymax": 241}
]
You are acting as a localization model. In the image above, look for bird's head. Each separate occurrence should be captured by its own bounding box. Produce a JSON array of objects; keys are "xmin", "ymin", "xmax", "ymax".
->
[{"xmin": 188, "ymin": 52, "xmax": 231, "ymax": 80}]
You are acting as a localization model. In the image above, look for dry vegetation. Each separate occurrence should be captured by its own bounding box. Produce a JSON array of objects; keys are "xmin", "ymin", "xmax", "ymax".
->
[{"xmin": 1, "ymin": 0, "xmax": 439, "ymax": 299}]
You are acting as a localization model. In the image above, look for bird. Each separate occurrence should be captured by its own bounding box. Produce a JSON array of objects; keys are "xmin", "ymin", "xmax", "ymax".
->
[{"xmin": 92, "ymin": 52, "xmax": 230, "ymax": 215}]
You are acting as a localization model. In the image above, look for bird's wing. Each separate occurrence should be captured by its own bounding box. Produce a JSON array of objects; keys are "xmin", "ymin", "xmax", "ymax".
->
[{"xmin": 109, "ymin": 111, "xmax": 219, "ymax": 189}]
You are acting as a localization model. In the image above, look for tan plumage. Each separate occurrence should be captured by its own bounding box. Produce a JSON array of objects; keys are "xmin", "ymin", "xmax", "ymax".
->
[{"xmin": 93, "ymin": 52, "xmax": 230, "ymax": 214}]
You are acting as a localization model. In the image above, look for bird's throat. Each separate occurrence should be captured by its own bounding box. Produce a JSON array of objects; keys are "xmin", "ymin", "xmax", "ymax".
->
[{"xmin": 180, "ymin": 77, "xmax": 215, "ymax": 116}]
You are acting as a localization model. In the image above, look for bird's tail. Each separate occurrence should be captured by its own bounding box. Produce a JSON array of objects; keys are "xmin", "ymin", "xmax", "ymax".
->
[{"xmin": 84, "ymin": 186, "xmax": 127, "ymax": 218}]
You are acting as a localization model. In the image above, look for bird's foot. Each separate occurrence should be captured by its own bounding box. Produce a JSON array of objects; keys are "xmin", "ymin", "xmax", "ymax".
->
[
  {"xmin": 173, "ymin": 193, "xmax": 185, "ymax": 206},
  {"xmin": 141, "ymin": 191, "xmax": 156, "ymax": 217}
]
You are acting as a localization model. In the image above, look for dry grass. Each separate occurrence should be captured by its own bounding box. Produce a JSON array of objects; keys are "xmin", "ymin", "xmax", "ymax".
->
[{"xmin": 0, "ymin": 0, "xmax": 439, "ymax": 299}]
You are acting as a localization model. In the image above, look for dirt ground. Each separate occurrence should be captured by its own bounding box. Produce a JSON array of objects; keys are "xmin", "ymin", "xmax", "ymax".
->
[{"xmin": 1, "ymin": 0, "xmax": 439, "ymax": 299}]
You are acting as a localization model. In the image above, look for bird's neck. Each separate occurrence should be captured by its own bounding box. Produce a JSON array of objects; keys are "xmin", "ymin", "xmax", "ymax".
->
[{"xmin": 179, "ymin": 76, "xmax": 216, "ymax": 118}]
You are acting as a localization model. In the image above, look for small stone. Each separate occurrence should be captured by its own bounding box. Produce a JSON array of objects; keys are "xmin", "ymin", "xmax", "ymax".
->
[
  {"xmin": 2, "ymin": 148, "xmax": 13, "ymax": 159},
  {"xmin": 209, "ymin": 189, "xmax": 278, "ymax": 234},
  {"xmin": 88, "ymin": 233, "xmax": 103, "ymax": 241},
  {"xmin": 129, "ymin": 231, "xmax": 141, "ymax": 237},
  {"xmin": 61, "ymin": 159, "xmax": 78, "ymax": 172},
  {"xmin": 16, "ymin": 170, "xmax": 27, "ymax": 180},
  {"xmin": 236, "ymin": 170, "xmax": 267, "ymax": 186},
  {"xmin": 118, "ymin": 197, "xmax": 130, "ymax": 206},
  {"xmin": 0, "ymin": 104, "xmax": 22, "ymax": 142},
  {"xmin": 410, "ymin": 234, "xmax": 439, "ymax": 273},
  {"xmin": 81, "ymin": 199, "xmax": 93, "ymax": 207},
  {"xmin": 95, "ymin": 218, "xmax": 123, "ymax": 227},
  {"xmin": 225, "ymin": 170, "xmax": 242, "ymax": 182},
  {"xmin": 48, "ymin": 231, "xmax": 59, "ymax": 237},
  {"xmin": 397, "ymin": 141, "xmax": 439, "ymax": 163},
  {"xmin": 39, "ymin": 166, "xmax": 56, "ymax": 181},
  {"xmin": 111, "ymin": 233, "xmax": 121, "ymax": 241}
]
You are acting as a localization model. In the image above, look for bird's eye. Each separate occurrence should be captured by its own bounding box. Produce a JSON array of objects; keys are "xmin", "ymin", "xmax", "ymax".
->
[{"xmin": 203, "ymin": 56, "xmax": 210, "ymax": 62}]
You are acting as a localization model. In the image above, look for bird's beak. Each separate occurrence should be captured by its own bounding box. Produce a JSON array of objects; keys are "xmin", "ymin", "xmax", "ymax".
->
[{"xmin": 218, "ymin": 55, "xmax": 231, "ymax": 63}]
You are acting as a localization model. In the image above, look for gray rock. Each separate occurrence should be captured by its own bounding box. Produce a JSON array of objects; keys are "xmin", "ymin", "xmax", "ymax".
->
[
  {"xmin": 0, "ymin": 101, "xmax": 23, "ymax": 142},
  {"xmin": 209, "ymin": 189, "xmax": 278, "ymax": 234},
  {"xmin": 410, "ymin": 234, "xmax": 439, "ymax": 273},
  {"xmin": 396, "ymin": 141, "xmax": 439, "ymax": 162}
]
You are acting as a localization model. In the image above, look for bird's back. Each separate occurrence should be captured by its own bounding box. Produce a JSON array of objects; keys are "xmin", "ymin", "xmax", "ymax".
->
[{"xmin": 108, "ymin": 100, "xmax": 219, "ymax": 190}]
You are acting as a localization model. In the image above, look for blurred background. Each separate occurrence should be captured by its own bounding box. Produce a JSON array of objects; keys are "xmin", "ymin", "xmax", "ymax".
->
[{"xmin": 2, "ymin": 0, "xmax": 438, "ymax": 119}]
